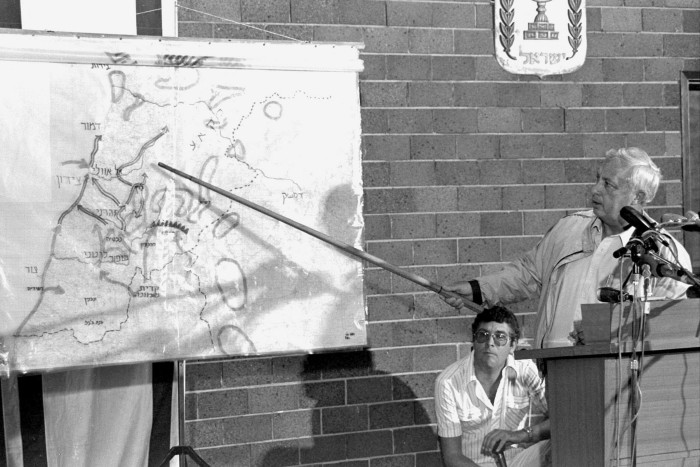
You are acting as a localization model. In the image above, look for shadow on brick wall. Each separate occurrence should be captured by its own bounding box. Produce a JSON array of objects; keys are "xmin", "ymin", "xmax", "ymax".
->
[{"xmin": 257, "ymin": 349, "xmax": 441, "ymax": 467}]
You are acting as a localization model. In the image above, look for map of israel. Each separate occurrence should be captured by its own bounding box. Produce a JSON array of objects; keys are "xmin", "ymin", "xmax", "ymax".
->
[{"xmin": 0, "ymin": 32, "xmax": 366, "ymax": 373}]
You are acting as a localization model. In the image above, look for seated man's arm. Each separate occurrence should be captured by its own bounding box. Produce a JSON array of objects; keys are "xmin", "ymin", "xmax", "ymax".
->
[
  {"xmin": 438, "ymin": 435, "xmax": 481, "ymax": 467},
  {"xmin": 481, "ymin": 418, "xmax": 551, "ymax": 454}
]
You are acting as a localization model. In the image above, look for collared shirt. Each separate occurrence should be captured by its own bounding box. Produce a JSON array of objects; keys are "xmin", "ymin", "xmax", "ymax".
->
[
  {"xmin": 543, "ymin": 218, "xmax": 633, "ymax": 347},
  {"xmin": 434, "ymin": 351, "xmax": 547, "ymax": 466}
]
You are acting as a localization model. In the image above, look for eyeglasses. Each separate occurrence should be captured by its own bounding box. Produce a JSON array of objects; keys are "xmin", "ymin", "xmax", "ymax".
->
[{"xmin": 473, "ymin": 329, "xmax": 512, "ymax": 346}]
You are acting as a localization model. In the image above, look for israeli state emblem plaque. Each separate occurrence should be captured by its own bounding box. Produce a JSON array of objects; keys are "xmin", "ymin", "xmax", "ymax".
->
[{"xmin": 495, "ymin": 0, "xmax": 586, "ymax": 76}]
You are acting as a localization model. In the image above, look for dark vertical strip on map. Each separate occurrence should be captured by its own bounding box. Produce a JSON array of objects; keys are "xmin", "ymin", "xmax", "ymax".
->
[
  {"xmin": 18, "ymin": 375, "xmax": 47, "ymax": 466},
  {"xmin": 0, "ymin": 0, "xmax": 21, "ymax": 29},
  {"xmin": 148, "ymin": 361, "xmax": 174, "ymax": 467}
]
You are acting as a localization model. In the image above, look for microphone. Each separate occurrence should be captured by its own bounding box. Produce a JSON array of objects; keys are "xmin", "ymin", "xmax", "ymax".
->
[
  {"xmin": 639, "ymin": 253, "xmax": 685, "ymax": 280},
  {"xmin": 620, "ymin": 206, "xmax": 656, "ymax": 236},
  {"xmin": 658, "ymin": 212, "xmax": 700, "ymax": 232}
]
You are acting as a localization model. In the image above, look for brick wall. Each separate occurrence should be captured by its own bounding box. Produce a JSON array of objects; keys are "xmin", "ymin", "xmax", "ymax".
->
[{"xmin": 177, "ymin": 0, "xmax": 700, "ymax": 465}]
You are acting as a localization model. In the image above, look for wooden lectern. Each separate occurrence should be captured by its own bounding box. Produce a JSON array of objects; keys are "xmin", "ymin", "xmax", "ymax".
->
[{"xmin": 516, "ymin": 299, "xmax": 700, "ymax": 466}]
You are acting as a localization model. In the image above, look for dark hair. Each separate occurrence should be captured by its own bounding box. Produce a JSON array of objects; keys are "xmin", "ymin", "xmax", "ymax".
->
[{"xmin": 471, "ymin": 306, "xmax": 520, "ymax": 342}]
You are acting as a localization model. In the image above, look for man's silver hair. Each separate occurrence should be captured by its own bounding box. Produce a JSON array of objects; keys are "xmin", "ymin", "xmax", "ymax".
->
[{"xmin": 604, "ymin": 147, "xmax": 662, "ymax": 205}]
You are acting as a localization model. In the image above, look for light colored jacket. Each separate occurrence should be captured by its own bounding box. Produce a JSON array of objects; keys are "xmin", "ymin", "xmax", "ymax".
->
[{"xmin": 477, "ymin": 210, "xmax": 691, "ymax": 348}]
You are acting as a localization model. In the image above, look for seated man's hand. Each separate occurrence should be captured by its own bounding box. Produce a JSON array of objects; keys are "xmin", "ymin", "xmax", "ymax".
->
[
  {"xmin": 439, "ymin": 282, "xmax": 474, "ymax": 310},
  {"xmin": 481, "ymin": 429, "xmax": 523, "ymax": 455}
]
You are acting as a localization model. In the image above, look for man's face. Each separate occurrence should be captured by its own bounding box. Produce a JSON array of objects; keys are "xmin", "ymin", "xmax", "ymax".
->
[
  {"xmin": 590, "ymin": 159, "xmax": 640, "ymax": 234},
  {"xmin": 472, "ymin": 321, "xmax": 515, "ymax": 371}
]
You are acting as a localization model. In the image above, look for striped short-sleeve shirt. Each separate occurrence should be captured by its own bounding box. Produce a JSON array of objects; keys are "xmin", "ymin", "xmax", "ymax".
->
[{"xmin": 434, "ymin": 351, "xmax": 547, "ymax": 466}]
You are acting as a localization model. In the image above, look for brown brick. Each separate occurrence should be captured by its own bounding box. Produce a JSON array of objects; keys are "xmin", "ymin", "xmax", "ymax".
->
[
  {"xmin": 436, "ymin": 316, "xmax": 471, "ymax": 344},
  {"xmin": 589, "ymin": 32, "xmax": 664, "ymax": 57},
  {"xmin": 567, "ymin": 58, "xmax": 604, "ymax": 81},
  {"xmin": 432, "ymin": 2, "xmax": 475, "ymax": 28},
  {"xmin": 364, "ymin": 214, "xmax": 391, "ymax": 241},
  {"xmin": 565, "ymin": 109, "xmax": 606, "ymax": 133},
  {"xmin": 646, "ymin": 108, "xmax": 680, "ymax": 131},
  {"xmin": 241, "ymin": 0, "xmax": 290, "ymax": 22},
  {"xmin": 541, "ymin": 83, "xmax": 582, "ymax": 108},
  {"xmin": 388, "ymin": 109, "xmax": 434, "ymax": 133},
  {"xmin": 223, "ymin": 414, "xmax": 273, "ymax": 444},
  {"xmin": 393, "ymin": 373, "xmax": 440, "ymax": 400},
  {"xmin": 454, "ymin": 29, "xmax": 494, "ymax": 54},
  {"xmin": 363, "ymin": 135, "xmax": 410, "ymax": 161},
  {"xmin": 347, "ymin": 376, "xmax": 393, "ymax": 404},
  {"xmin": 390, "ymin": 213, "xmax": 437, "ymax": 239},
  {"xmin": 606, "ymin": 109, "xmax": 646, "ymax": 132},
  {"xmin": 663, "ymin": 34, "xmax": 700, "ymax": 57},
  {"xmin": 456, "ymin": 134, "xmax": 500, "ymax": 159},
  {"xmin": 544, "ymin": 185, "xmax": 591, "ymax": 209},
  {"xmin": 347, "ymin": 430, "xmax": 394, "ymax": 458},
  {"xmin": 367, "ymin": 240, "xmax": 414, "ymax": 266},
  {"xmin": 454, "ymin": 82, "xmax": 500, "ymax": 107},
  {"xmin": 393, "ymin": 426, "xmax": 439, "ymax": 453},
  {"xmin": 523, "ymin": 160, "xmax": 565, "ymax": 184},
  {"xmin": 458, "ymin": 238, "xmax": 501, "ymax": 263},
  {"xmin": 197, "ymin": 389, "xmax": 249, "ymax": 418},
  {"xmin": 393, "ymin": 266, "xmax": 440, "ymax": 294},
  {"xmin": 364, "ymin": 28, "xmax": 409, "ymax": 53},
  {"xmin": 409, "ymin": 29, "xmax": 455, "ymax": 54},
  {"xmin": 435, "ymin": 160, "xmax": 480, "ymax": 186},
  {"xmin": 367, "ymin": 294, "xmax": 415, "ymax": 321},
  {"xmin": 291, "ymin": 0, "xmax": 338, "ymax": 23},
  {"xmin": 582, "ymin": 134, "xmax": 626, "ymax": 159},
  {"xmin": 410, "ymin": 135, "xmax": 457, "ymax": 160},
  {"xmin": 582, "ymin": 83, "xmax": 622, "ymax": 106},
  {"xmin": 643, "ymin": 57, "xmax": 685, "ymax": 81},
  {"xmin": 642, "ymin": 8, "xmax": 683, "ymax": 32},
  {"xmin": 432, "ymin": 56, "xmax": 476, "ymax": 81},
  {"xmin": 479, "ymin": 160, "xmax": 523, "ymax": 185},
  {"xmin": 563, "ymin": 159, "xmax": 598, "ymax": 183},
  {"xmin": 249, "ymin": 385, "xmax": 301, "ymax": 413},
  {"xmin": 390, "ymin": 161, "xmax": 436, "ymax": 187},
  {"xmin": 475, "ymin": 3, "xmax": 492, "ymax": 28},
  {"xmin": 474, "ymin": 56, "xmax": 518, "ymax": 81},
  {"xmin": 436, "ymin": 212, "xmax": 481, "ymax": 238},
  {"xmin": 413, "ymin": 344, "xmax": 454, "ymax": 371},
  {"xmin": 187, "ymin": 419, "xmax": 225, "ymax": 447},
  {"xmin": 478, "ymin": 108, "xmax": 521, "ymax": 133},
  {"xmin": 601, "ymin": 8, "xmax": 642, "ymax": 32},
  {"xmin": 503, "ymin": 186, "xmax": 545, "ymax": 210},
  {"xmin": 360, "ymin": 53, "xmax": 387, "ymax": 80},
  {"xmin": 480, "ymin": 211, "xmax": 523, "ymax": 236},
  {"xmin": 602, "ymin": 58, "xmax": 644, "ymax": 81},
  {"xmin": 496, "ymin": 83, "xmax": 541, "ymax": 107},
  {"xmin": 625, "ymin": 133, "xmax": 667, "ymax": 158},
  {"xmin": 395, "ymin": 320, "xmax": 438, "ymax": 346},
  {"xmin": 408, "ymin": 82, "xmax": 454, "ymax": 107},
  {"xmin": 323, "ymin": 405, "xmax": 369, "ymax": 434},
  {"xmin": 301, "ymin": 380, "xmax": 346, "ymax": 408},
  {"xmin": 214, "ymin": 23, "xmax": 266, "ymax": 40},
  {"xmin": 361, "ymin": 108, "xmax": 389, "ymax": 134},
  {"xmin": 187, "ymin": 361, "xmax": 223, "ymax": 391},
  {"xmin": 501, "ymin": 134, "xmax": 544, "ymax": 159},
  {"xmin": 457, "ymin": 187, "xmax": 502, "ymax": 211},
  {"xmin": 622, "ymin": 83, "xmax": 665, "ymax": 106},
  {"xmin": 361, "ymin": 81, "xmax": 408, "ymax": 107},
  {"xmin": 369, "ymin": 401, "xmax": 416, "ymax": 429},
  {"xmin": 370, "ymin": 348, "xmax": 414, "ymax": 373},
  {"xmin": 683, "ymin": 10, "xmax": 700, "ymax": 33},
  {"xmin": 363, "ymin": 162, "xmax": 390, "ymax": 188},
  {"xmin": 387, "ymin": 2, "xmax": 433, "ymax": 27},
  {"xmin": 338, "ymin": 0, "xmax": 386, "ymax": 26},
  {"xmin": 314, "ymin": 24, "xmax": 363, "ymax": 42},
  {"xmin": 299, "ymin": 434, "xmax": 348, "ymax": 463},
  {"xmin": 433, "ymin": 109, "xmax": 479, "ymax": 133},
  {"xmin": 522, "ymin": 109, "xmax": 565, "ymax": 133},
  {"xmin": 387, "ymin": 55, "xmax": 432, "ymax": 80},
  {"xmin": 663, "ymin": 83, "xmax": 680, "ymax": 106},
  {"xmin": 542, "ymin": 134, "xmax": 585, "ymax": 159},
  {"xmin": 414, "ymin": 239, "xmax": 458, "ymax": 264},
  {"xmin": 199, "ymin": 444, "xmax": 250, "ymax": 467},
  {"xmin": 221, "ymin": 359, "xmax": 272, "ymax": 388},
  {"xmin": 272, "ymin": 410, "xmax": 321, "ymax": 439}
]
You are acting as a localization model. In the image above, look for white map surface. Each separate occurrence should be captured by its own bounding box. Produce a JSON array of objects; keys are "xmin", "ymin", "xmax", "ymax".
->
[{"xmin": 0, "ymin": 33, "xmax": 366, "ymax": 373}]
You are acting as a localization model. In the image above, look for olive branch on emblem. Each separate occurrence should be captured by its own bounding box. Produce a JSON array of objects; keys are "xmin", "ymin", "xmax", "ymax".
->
[
  {"xmin": 498, "ymin": 0, "xmax": 516, "ymax": 60},
  {"xmin": 567, "ymin": 0, "xmax": 583, "ymax": 59}
]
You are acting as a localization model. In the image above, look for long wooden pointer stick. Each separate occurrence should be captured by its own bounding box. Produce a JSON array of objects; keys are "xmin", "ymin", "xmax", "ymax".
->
[{"xmin": 158, "ymin": 163, "xmax": 483, "ymax": 313}]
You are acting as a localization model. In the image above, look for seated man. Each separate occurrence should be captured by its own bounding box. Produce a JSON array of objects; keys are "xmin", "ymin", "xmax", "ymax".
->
[{"xmin": 434, "ymin": 306, "xmax": 550, "ymax": 467}]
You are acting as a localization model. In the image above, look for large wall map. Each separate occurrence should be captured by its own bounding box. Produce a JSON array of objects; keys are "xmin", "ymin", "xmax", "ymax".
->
[{"xmin": 0, "ymin": 31, "xmax": 366, "ymax": 374}]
